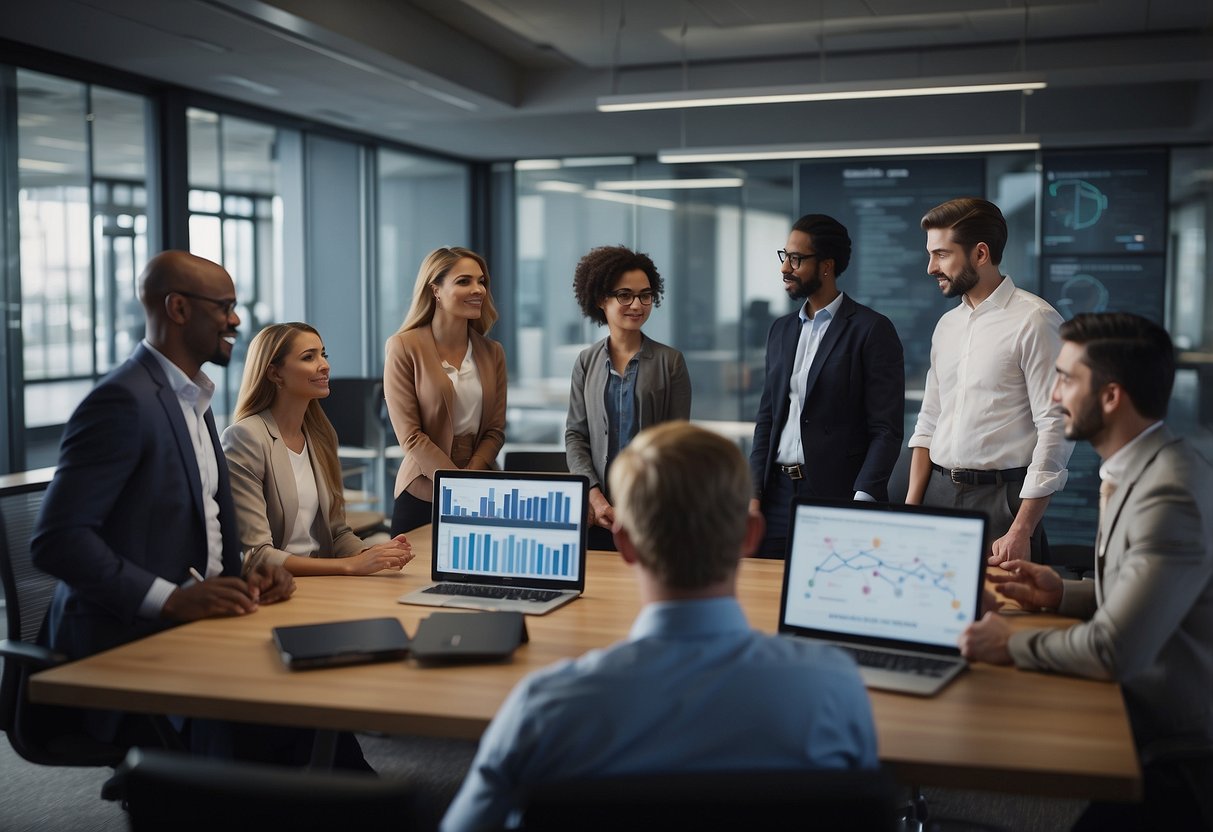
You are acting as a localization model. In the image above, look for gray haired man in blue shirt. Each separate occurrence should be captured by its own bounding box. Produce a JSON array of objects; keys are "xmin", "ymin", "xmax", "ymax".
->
[{"xmin": 442, "ymin": 421, "xmax": 878, "ymax": 832}]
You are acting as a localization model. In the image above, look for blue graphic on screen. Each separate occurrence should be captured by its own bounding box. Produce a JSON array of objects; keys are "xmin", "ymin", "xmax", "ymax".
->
[
  {"xmin": 436, "ymin": 477, "xmax": 583, "ymax": 581},
  {"xmin": 783, "ymin": 505, "xmax": 983, "ymax": 648}
]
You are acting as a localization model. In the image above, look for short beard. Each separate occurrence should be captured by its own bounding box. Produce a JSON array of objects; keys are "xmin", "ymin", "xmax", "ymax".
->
[
  {"xmin": 785, "ymin": 272, "xmax": 822, "ymax": 301},
  {"xmin": 940, "ymin": 263, "xmax": 980, "ymax": 299},
  {"xmin": 1063, "ymin": 395, "xmax": 1104, "ymax": 441}
]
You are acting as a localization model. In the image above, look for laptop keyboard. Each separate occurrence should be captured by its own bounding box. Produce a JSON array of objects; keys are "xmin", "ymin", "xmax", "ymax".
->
[
  {"xmin": 839, "ymin": 646, "xmax": 957, "ymax": 678},
  {"xmin": 424, "ymin": 583, "xmax": 563, "ymax": 603}
]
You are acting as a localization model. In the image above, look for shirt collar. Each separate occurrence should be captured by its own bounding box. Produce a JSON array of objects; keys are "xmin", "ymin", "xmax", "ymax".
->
[
  {"xmin": 1099, "ymin": 420, "xmax": 1165, "ymax": 487},
  {"xmin": 965, "ymin": 274, "xmax": 1016, "ymax": 314},
  {"xmin": 141, "ymin": 339, "xmax": 215, "ymax": 411},
  {"xmin": 628, "ymin": 596, "xmax": 750, "ymax": 641},
  {"xmin": 798, "ymin": 290, "xmax": 845, "ymax": 324}
]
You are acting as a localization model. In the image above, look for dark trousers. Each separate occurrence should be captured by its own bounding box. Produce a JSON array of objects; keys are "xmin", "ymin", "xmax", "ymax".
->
[
  {"xmin": 922, "ymin": 466, "xmax": 1044, "ymax": 562},
  {"xmin": 1072, "ymin": 754, "xmax": 1213, "ymax": 831},
  {"xmin": 755, "ymin": 468, "xmax": 810, "ymax": 559},
  {"xmin": 391, "ymin": 490, "xmax": 433, "ymax": 535}
]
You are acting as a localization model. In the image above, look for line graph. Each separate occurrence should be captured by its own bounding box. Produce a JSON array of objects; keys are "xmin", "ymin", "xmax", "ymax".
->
[
  {"xmin": 808, "ymin": 537, "xmax": 961, "ymax": 610},
  {"xmin": 782, "ymin": 505, "xmax": 985, "ymax": 647}
]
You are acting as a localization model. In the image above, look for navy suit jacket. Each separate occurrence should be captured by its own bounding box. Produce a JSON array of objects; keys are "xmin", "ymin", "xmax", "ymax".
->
[
  {"xmin": 32, "ymin": 343, "xmax": 242, "ymax": 661},
  {"xmin": 750, "ymin": 293, "xmax": 905, "ymax": 502}
]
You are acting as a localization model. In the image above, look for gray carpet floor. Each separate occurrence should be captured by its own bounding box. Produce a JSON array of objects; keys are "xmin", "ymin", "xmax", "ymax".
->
[{"xmin": 0, "ymin": 730, "xmax": 1087, "ymax": 831}]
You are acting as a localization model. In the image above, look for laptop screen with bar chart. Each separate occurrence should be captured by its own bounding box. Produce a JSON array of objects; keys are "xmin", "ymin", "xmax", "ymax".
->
[{"xmin": 397, "ymin": 469, "xmax": 590, "ymax": 615}]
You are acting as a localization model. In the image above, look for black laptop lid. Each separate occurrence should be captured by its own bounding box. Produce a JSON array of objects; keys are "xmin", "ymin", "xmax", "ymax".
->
[
  {"xmin": 777, "ymin": 499, "xmax": 988, "ymax": 657},
  {"xmin": 272, "ymin": 617, "xmax": 410, "ymax": 670},
  {"xmin": 430, "ymin": 469, "xmax": 590, "ymax": 592}
]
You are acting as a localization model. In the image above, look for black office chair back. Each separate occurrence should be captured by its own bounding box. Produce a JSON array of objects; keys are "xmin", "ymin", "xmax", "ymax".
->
[
  {"xmin": 519, "ymin": 767, "xmax": 899, "ymax": 831},
  {"xmin": 319, "ymin": 378, "xmax": 386, "ymax": 449},
  {"xmin": 0, "ymin": 486, "xmax": 57, "ymax": 645},
  {"xmin": 502, "ymin": 450, "xmax": 569, "ymax": 473},
  {"xmin": 0, "ymin": 479, "xmax": 128, "ymax": 766},
  {"xmin": 113, "ymin": 747, "xmax": 418, "ymax": 832}
]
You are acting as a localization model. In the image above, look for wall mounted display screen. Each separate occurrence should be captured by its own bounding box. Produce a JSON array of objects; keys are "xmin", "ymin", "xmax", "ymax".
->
[
  {"xmin": 1041, "ymin": 255, "xmax": 1166, "ymax": 323},
  {"xmin": 1042, "ymin": 149, "xmax": 1168, "ymax": 255},
  {"xmin": 798, "ymin": 158, "xmax": 985, "ymax": 383}
]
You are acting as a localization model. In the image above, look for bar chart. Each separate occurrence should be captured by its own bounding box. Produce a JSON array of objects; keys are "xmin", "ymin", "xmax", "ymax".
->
[
  {"xmin": 435, "ymin": 477, "xmax": 584, "ymax": 580},
  {"xmin": 440, "ymin": 484, "xmax": 577, "ymax": 531}
]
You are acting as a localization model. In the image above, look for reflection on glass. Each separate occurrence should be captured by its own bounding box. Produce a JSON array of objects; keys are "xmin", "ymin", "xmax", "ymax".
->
[
  {"xmin": 187, "ymin": 109, "xmax": 286, "ymax": 425},
  {"xmin": 15, "ymin": 71, "xmax": 151, "ymax": 455},
  {"xmin": 375, "ymin": 147, "xmax": 470, "ymax": 374}
]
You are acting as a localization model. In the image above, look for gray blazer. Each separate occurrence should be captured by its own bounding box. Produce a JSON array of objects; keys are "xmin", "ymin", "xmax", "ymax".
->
[
  {"xmin": 1008, "ymin": 425, "xmax": 1213, "ymax": 763},
  {"xmin": 565, "ymin": 335, "xmax": 691, "ymax": 493},
  {"xmin": 222, "ymin": 410, "xmax": 365, "ymax": 574}
]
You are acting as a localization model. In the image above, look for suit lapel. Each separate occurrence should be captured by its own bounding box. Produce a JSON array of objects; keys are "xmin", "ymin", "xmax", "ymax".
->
[
  {"xmin": 802, "ymin": 294, "xmax": 852, "ymax": 402},
  {"xmin": 1096, "ymin": 426, "xmax": 1176, "ymax": 585},
  {"xmin": 470, "ymin": 330, "xmax": 492, "ymax": 434},
  {"xmin": 139, "ymin": 347, "xmax": 206, "ymax": 528},
  {"xmin": 262, "ymin": 412, "xmax": 300, "ymax": 547},
  {"xmin": 428, "ymin": 328, "xmax": 457, "ymax": 425}
]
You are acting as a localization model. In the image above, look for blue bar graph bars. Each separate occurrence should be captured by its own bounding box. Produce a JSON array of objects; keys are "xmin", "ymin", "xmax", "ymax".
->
[
  {"xmin": 450, "ymin": 532, "xmax": 574, "ymax": 577},
  {"xmin": 440, "ymin": 485, "xmax": 575, "ymax": 530}
]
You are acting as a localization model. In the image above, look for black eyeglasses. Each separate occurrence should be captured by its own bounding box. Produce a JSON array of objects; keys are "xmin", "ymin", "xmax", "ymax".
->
[
  {"xmin": 608, "ymin": 289, "xmax": 656, "ymax": 307},
  {"xmin": 172, "ymin": 290, "xmax": 238, "ymax": 316},
  {"xmin": 777, "ymin": 250, "xmax": 819, "ymax": 269}
]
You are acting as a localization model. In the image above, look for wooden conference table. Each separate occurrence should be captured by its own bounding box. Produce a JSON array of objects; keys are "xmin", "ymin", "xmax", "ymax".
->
[{"xmin": 30, "ymin": 525, "xmax": 1140, "ymax": 800}]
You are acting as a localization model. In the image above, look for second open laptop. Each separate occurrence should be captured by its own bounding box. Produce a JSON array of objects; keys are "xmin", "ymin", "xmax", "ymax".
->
[
  {"xmin": 777, "ymin": 499, "xmax": 988, "ymax": 696},
  {"xmin": 397, "ymin": 469, "xmax": 590, "ymax": 616}
]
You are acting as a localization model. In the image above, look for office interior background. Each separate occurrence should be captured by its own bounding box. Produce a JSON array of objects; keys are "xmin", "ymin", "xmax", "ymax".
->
[{"xmin": 1, "ymin": 0, "xmax": 1211, "ymax": 549}]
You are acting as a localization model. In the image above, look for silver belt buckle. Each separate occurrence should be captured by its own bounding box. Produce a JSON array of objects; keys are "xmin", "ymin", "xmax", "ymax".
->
[
  {"xmin": 784, "ymin": 464, "xmax": 804, "ymax": 481},
  {"xmin": 950, "ymin": 468, "xmax": 965, "ymax": 485}
]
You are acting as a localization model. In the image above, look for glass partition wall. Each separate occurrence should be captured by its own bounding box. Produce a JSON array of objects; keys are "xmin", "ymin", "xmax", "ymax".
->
[{"xmin": 15, "ymin": 70, "xmax": 152, "ymax": 467}]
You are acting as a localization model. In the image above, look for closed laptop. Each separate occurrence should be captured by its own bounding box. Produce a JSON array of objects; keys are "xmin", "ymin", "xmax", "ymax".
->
[{"xmin": 272, "ymin": 617, "xmax": 410, "ymax": 670}]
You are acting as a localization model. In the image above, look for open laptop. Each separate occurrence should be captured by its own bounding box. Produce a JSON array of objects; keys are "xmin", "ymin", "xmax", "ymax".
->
[
  {"xmin": 778, "ymin": 499, "xmax": 988, "ymax": 696},
  {"xmin": 398, "ymin": 469, "xmax": 590, "ymax": 615}
]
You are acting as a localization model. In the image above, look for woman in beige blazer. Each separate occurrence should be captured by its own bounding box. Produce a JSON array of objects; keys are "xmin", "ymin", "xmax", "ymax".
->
[
  {"xmin": 385, "ymin": 247, "xmax": 507, "ymax": 534},
  {"xmin": 223, "ymin": 322, "xmax": 415, "ymax": 575}
]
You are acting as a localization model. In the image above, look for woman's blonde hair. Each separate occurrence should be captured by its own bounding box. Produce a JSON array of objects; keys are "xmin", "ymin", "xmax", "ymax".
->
[
  {"xmin": 234, "ymin": 322, "xmax": 345, "ymax": 517},
  {"xmin": 397, "ymin": 247, "xmax": 498, "ymax": 335}
]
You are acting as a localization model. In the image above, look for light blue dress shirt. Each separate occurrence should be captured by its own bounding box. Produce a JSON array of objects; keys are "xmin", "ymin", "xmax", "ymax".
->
[
  {"xmin": 441, "ymin": 596, "xmax": 878, "ymax": 832},
  {"xmin": 603, "ymin": 350, "xmax": 640, "ymax": 488}
]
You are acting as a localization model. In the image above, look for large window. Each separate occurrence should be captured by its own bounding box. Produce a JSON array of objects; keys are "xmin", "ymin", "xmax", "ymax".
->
[
  {"xmin": 15, "ymin": 70, "xmax": 150, "ymax": 464},
  {"xmin": 374, "ymin": 148, "xmax": 470, "ymax": 372},
  {"xmin": 187, "ymin": 108, "xmax": 287, "ymax": 423}
]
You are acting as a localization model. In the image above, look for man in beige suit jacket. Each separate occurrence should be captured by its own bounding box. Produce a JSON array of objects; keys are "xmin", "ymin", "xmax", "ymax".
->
[{"xmin": 960, "ymin": 312, "xmax": 1213, "ymax": 830}]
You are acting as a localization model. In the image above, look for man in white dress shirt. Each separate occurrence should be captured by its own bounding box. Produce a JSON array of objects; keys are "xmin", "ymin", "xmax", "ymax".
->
[{"xmin": 905, "ymin": 198, "xmax": 1071, "ymax": 564}]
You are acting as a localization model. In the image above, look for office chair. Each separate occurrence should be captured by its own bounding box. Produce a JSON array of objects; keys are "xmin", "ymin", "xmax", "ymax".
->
[
  {"xmin": 320, "ymin": 377, "xmax": 390, "ymax": 509},
  {"xmin": 111, "ymin": 747, "xmax": 417, "ymax": 832},
  {"xmin": 518, "ymin": 767, "xmax": 899, "ymax": 831},
  {"xmin": 502, "ymin": 450, "xmax": 569, "ymax": 473},
  {"xmin": 0, "ymin": 480, "xmax": 127, "ymax": 767}
]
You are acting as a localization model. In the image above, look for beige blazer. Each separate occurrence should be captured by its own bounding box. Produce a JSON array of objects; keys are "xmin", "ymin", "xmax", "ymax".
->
[
  {"xmin": 1008, "ymin": 425, "xmax": 1213, "ymax": 763},
  {"xmin": 221, "ymin": 410, "xmax": 364, "ymax": 574},
  {"xmin": 384, "ymin": 326, "xmax": 507, "ymax": 502}
]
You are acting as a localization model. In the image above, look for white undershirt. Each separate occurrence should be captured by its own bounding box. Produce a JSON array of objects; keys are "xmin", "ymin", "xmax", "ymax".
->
[
  {"xmin": 444, "ymin": 342, "xmax": 483, "ymax": 436},
  {"xmin": 284, "ymin": 442, "xmax": 321, "ymax": 556}
]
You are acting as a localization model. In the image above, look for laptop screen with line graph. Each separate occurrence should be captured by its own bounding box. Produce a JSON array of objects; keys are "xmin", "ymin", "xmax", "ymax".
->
[{"xmin": 779, "ymin": 500, "xmax": 987, "ymax": 653}]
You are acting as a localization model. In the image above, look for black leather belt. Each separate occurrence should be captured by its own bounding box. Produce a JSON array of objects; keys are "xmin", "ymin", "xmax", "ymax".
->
[
  {"xmin": 931, "ymin": 462, "xmax": 1028, "ymax": 486},
  {"xmin": 777, "ymin": 463, "xmax": 804, "ymax": 481}
]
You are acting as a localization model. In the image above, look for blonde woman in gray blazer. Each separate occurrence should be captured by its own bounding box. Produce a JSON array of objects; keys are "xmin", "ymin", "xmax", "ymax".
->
[
  {"xmin": 223, "ymin": 323, "xmax": 415, "ymax": 576},
  {"xmin": 565, "ymin": 246, "xmax": 691, "ymax": 532}
]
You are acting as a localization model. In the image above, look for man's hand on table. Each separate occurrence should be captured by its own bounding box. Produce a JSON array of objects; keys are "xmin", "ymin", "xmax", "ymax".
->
[{"xmin": 162, "ymin": 563, "xmax": 295, "ymax": 622}]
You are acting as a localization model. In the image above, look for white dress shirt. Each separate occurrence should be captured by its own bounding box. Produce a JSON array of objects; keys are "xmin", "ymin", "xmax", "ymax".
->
[
  {"xmin": 140, "ymin": 340, "xmax": 225, "ymax": 616},
  {"xmin": 443, "ymin": 342, "xmax": 484, "ymax": 437},
  {"xmin": 908, "ymin": 276, "xmax": 1072, "ymax": 499},
  {"xmin": 284, "ymin": 442, "xmax": 322, "ymax": 555}
]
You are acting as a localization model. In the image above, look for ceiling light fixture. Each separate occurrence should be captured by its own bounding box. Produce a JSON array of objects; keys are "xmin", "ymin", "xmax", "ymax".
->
[
  {"xmin": 658, "ymin": 135, "xmax": 1041, "ymax": 164},
  {"xmin": 594, "ymin": 178, "xmax": 744, "ymax": 190},
  {"xmin": 599, "ymin": 73, "xmax": 1046, "ymax": 113}
]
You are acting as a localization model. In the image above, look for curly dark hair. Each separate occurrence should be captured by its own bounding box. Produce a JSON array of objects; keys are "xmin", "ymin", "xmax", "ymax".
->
[{"xmin": 572, "ymin": 245, "xmax": 663, "ymax": 326}]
